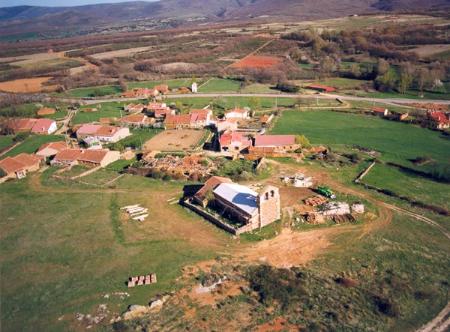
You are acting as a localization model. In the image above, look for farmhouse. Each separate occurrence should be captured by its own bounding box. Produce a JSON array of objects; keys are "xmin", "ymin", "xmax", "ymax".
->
[
  {"xmin": 219, "ymin": 130, "xmax": 252, "ymax": 152},
  {"xmin": 154, "ymin": 84, "xmax": 170, "ymax": 94},
  {"xmin": 52, "ymin": 149, "xmax": 120, "ymax": 167},
  {"xmin": 124, "ymin": 103, "xmax": 146, "ymax": 113},
  {"xmin": 215, "ymin": 118, "xmax": 238, "ymax": 132},
  {"xmin": 122, "ymin": 88, "xmax": 159, "ymax": 99},
  {"xmin": 164, "ymin": 109, "xmax": 213, "ymax": 129},
  {"xmin": 6, "ymin": 118, "xmax": 57, "ymax": 135},
  {"xmin": 119, "ymin": 114, "xmax": 155, "ymax": 128},
  {"xmin": 148, "ymin": 103, "xmax": 175, "ymax": 119},
  {"xmin": 36, "ymin": 141, "xmax": 69, "ymax": 159},
  {"xmin": 225, "ymin": 108, "xmax": 250, "ymax": 120},
  {"xmin": 427, "ymin": 110, "xmax": 449, "ymax": 129},
  {"xmin": 372, "ymin": 107, "xmax": 389, "ymax": 117},
  {"xmin": 37, "ymin": 107, "xmax": 56, "ymax": 116},
  {"xmin": 192, "ymin": 178, "xmax": 281, "ymax": 232},
  {"xmin": 252, "ymin": 135, "xmax": 299, "ymax": 152},
  {"xmin": 76, "ymin": 124, "xmax": 131, "ymax": 143},
  {"xmin": 0, "ymin": 153, "xmax": 41, "ymax": 180},
  {"xmin": 306, "ymin": 84, "xmax": 336, "ymax": 93}
]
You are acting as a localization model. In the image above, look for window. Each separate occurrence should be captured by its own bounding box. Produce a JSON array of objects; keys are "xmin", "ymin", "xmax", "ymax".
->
[
  {"xmin": 270, "ymin": 190, "xmax": 275, "ymax": 197},
  {"xmin": 265, "ymin": 192, "xmax": 269, "ymax": 200}
]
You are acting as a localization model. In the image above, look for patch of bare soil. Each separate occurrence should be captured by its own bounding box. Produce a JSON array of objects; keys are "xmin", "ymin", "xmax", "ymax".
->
[
  {"xmin": 237, "ymin": 228, "xmax": 350, "ymax": 268},
  {"xmin": 0, "ymin": 77, "xmax": 57, "ymax": 93},
  {"xmin": 257, "ymin": 317, "xmax": 301, "ymax": 332}
]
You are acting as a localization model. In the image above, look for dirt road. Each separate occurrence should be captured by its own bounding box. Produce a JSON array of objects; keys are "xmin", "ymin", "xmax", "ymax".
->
[{"xmin": 416, "ymin": 302, "xmax": 450, "ymax": 332}]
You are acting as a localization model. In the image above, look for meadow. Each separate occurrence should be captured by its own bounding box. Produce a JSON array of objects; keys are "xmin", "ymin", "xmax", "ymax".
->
[
  {"xmin": 3, "ymin": 135, "xmax": 64, "ymax": 157},
  {"xmin": 0, "ymin": 174, "xmax": 231, "ymax": 331},
  {"xmin": 271, "ymin": 110, "xmax": 450, "ymax": 170},
  {"xmin": 198, "ymin": 78, "xmax": 242, "ymax": 93},
  {"xmin": 72, "ymin": 102, "xmax": 138, "ymax": 125},
  {"xmin": 363, "ymin": 164, "xmax": 450, "ymax": 210}
]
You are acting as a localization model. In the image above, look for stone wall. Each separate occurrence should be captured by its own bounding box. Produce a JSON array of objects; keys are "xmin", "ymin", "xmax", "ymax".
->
[{"xmin": 258, "ymin": 186, "xmax": 281, "ymax": 228}]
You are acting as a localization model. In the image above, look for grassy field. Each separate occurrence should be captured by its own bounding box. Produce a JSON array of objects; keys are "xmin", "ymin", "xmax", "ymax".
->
[
  {"xmin": 65, "ymin": 85, "xmax": 123, "ymax": 98},
  {"xmin": 3, "ymin": 135, "xmax": 64, "ymax": 157},
  {"xmin": 0, "ymin": 102, "xmax": 68, "ymax": 120},
  {"xmin": 271, "ymin": 110, "xmax": 450, "ymax": 169},
  {"xmin": 108, "ymin": 128, "xmax": 162, "ymax": 151},
  {"xmin": 0, "ymin": 174, "xmax": 231, "ymax": 331},
  {"xmin": 127, "ymin": 78, "xmax": 194, "ymax": 90},
  {"xmin": 241, "ymin": 83, "xmax": 277, "ymax": 94},
  {"xmin": 363, "ymin": 164, "xmax": 450, "ymax": 210},
  {"xmin": 301, "ymin": 77, "xmax": 369, "ymax": 90},
  {"xmin": 198, "ymin": 78, "xmax": 242, "ymax": 93},
  {"xmin": 0, "ymin": 135, "xmax": 14, "ymax": 151},
  {"xmin": 72, "ymin": 102, "xmax": 134, "ymax": 125},
  {"xmin": 167, "ymin": 96, "xmax": 297, "ymax": 111}
]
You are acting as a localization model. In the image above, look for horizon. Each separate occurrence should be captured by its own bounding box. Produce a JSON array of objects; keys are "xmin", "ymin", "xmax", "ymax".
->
[{"xmin": 0, "ymin": 0, "xmax": 157, "ymax": 7}]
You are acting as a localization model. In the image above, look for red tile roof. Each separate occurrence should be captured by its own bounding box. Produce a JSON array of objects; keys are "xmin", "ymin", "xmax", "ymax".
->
[
  {"xmin": 194, "ymin": 176, "xmax": 232, "ymax": 200},
  {"xmin": 254, "ymin": 135, "xmax": 296, "ymax": 147},
  {"xmin": 7, "ymin": 118, "xmax": 36, "ymax": 132},
  {"xmin": 0, "ymin": 153, "xmax": 40, "ymax": 174},
  {"xmin": 219, "ymin": 131, "xmax": 251, "ymax": 147},
  {"xmin": 165, "ymin": 114, "xmax": 192, "ymax": 126},
  {"xmin": 38, "ymin": 141, "xmax": 68, "ymax": 153},
  {"xmin": 37, "ymin": 107, "xmax": 56, "ymax": 116},
  {"xmin": 31, "ymin": 118, "xmax": 55, "ymax": 134},
  {"xmin": 53, "ymin": 149, "xmax": 109, "ymax": 164},
  {"xmin": 77, "ymin": 124, "xmax": 120, "ymax": 137},
  {"xmin": 372, "ymin": 107, "xmax": 388, "ymax": 114},
  {"xmin": 428, "ymin": 111, "xmax": 449, "ymax": 125},
  {"xmin": 307, "ymin": 84, "xmax": 336, "ymax": 92},
  {"xmin": 120, "ymin": 114, "xmax": 147, "ymax": 124}
]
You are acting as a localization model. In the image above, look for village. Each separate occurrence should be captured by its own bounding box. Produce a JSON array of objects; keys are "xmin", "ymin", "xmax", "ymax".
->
[{"xmin": 1, "ymin": 80, "xmax": 449, "ymax": 237}]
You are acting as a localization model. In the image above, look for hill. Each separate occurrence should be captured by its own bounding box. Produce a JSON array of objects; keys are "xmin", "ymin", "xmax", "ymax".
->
[{"xmin": 0, "ymin": 0, "xmax": 449, "ymax": 38}]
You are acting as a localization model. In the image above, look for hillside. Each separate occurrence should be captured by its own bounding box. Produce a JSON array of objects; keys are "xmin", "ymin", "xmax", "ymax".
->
[{"xmin": 0, "ymin": 0, "xmax": 449, "ymax": 38}]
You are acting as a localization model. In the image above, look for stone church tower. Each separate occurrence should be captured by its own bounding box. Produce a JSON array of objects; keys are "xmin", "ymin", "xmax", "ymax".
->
[{"xmin": 257, "ymin": 185, "xmax": 281, "ymax": 229}]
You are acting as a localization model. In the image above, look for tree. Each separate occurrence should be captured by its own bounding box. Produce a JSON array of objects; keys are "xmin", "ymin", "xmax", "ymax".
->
[
  {"xmin": 249, "ymin": 97, "xmax": 261, "ymax": 112},
  {"xmin": 397, "ymin": 62, "xmax": 414, "ymax": 94},
  {"xmin": 415, "ymin": 67, "xmax": 431, "ymax": 94},
  {"xmin": 376, "ymin": 58, "xmax": 390, "ymax": 76},
  {"xmin": 350, "ymin": 63, "xmax": 361, "ymax": 78},
  {"xmin": 118, "ymin": 77, "xmax": 128, "ymax": 92},
  {"xmin": 295, "ymin": 135, "xmax": 311, "ymax": 148}
]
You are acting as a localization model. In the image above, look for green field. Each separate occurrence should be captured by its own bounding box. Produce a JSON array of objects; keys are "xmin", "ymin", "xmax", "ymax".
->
[
  {"xmin": 72, "ymin": 102, "xmax": 134, "ymax": 125},
  {"xmin": 363, "ymin": 164, "xmax": 450, "ymax": 210},
  {"xmin": 3, "ymin": 135, "xmax": 64, "ymax": 157},
  {"xmin": 65, "ymin": 85, "xmax": 123, "ymax": 98},
  {"xmin": 167, "ymin": 96, "xmax": 297, "ymax": 111},
  {"xmin": 0, "ymin": 135, "xmax": 14, "ymax": 151},
  {"xmin": 0, "ymin": 102, "xmax": 68, "ymax": 120},
  {"xmin": 241, "ymin": 83, "xmax": 277, "ymax": 94},
  {"xmin": 198, "ymin": 78, "xmax": 242, "ymax": 93},
  {"xmin": 0, "ymin": 174, "xmax": 230, "ymax": 331},
  {"xmin": 128, "ymin": 78, "xmax": 194, "ymax": 90},
  {"xmin": 108, "ymin": 128, "xmax": 162, "ymax": 151},
  {"xmin": 271, "ymin": 110, "xmax": 450, "ymax": 169}
]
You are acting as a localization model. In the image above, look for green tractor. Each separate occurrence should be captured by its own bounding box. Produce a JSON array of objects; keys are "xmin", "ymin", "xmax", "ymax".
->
[{"xmin": 316, "ymin": 186, "xmax": 336, "ymax": 199}]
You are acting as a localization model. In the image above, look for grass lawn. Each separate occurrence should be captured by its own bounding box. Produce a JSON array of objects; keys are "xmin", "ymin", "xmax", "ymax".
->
[
  {"xmin": 0, "ymin": 135, "xmax": 14, "ymax": 151},
  {"xmin": 3, "ymin": 135, "xmax": 64, "ymax": 157},
  {"xmin": 363, "ymin": 164, "xmax": 450, "ymax": 210},
  {"xmin": 72, "ymin": 102, "xmax": 138, "ymax": 125},
  {"xmin": 271, "ymin": 110, "xmax": 450, "ymax": 169},
  {"xmin": 198, "ymin": 78, "xmax": 242, "ymax": 93},
  {"xmin": 0, "ymin": 102, "xmax": 68, "ymax": 119},
  {"xmin": 0, "ymin": 175, "xmax": 230, "ymax": 331}
]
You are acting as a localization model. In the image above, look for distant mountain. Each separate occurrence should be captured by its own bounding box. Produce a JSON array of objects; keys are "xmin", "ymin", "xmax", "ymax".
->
[{"xmin": 0, "ymin": 0, "xmax": 448, "ymax": 38}]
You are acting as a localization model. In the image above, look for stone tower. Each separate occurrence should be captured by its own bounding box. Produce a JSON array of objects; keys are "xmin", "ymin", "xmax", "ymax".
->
[{"xmin": 257, "ymin": 185, "xmax": 281, "ymax": 229}]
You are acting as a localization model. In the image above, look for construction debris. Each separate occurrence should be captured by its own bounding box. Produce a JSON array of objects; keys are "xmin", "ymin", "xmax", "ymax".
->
[
  {"xmin": 304, "ymin": 196, "xmax": 328, "ymax": 207},
  {"xmin": 127, "ymin": 273, "xmax": 157, "ymax": 288},
  {"xmin": 281, "ymin": 173, "xmax": 313, "ymax": 187},
  {"xmin": 121, "ymin": 204, "xmax": 148, "ymax": 221},
  {"xmin": 319, "ymin": 202, "xmax": 351, "ymax": 216}
]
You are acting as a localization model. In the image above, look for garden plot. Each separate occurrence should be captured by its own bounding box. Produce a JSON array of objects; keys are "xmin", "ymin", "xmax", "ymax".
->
[{"xmin": 144, "ymin": 129, "xmax": 206, "ymax": 152}]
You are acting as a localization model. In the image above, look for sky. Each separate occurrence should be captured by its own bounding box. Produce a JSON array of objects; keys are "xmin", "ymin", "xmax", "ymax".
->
[{"xmin": 0, "ymin": 0, "xmax": 157, "ymax": 7}]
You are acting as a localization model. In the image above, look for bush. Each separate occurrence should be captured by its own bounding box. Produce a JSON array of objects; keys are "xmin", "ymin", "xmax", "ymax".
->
[
  {"xmin": 276, "ymin": 82, "xmax": 300, "ymax": 93},
  {"xmin": 13, "ymin": 132, "xmax": 30, "ymax": 142},
  {"xmin": 247, "ymin": 265, "xmax": 307, "ymax": 310}
]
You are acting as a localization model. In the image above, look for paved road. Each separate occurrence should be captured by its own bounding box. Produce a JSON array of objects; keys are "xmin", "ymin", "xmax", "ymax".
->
[{"xmin": 52, "ymin": 92, "xmax": 450, "ymax": 106}]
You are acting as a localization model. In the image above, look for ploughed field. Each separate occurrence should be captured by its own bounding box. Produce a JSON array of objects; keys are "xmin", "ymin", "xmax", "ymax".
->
[{"xmin": 144, "ymin": 129, "xmax": 207, "ymax": 152}]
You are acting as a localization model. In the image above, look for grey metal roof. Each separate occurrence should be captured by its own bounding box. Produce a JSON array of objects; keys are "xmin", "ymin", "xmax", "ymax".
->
[{"xmin": 213, "ymin": 183, "xmax": 258, "ymax": 216}]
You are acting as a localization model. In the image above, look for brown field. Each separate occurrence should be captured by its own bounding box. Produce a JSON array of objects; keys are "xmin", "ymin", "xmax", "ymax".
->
[
  {"xmin": 409, "ymin": 44, "xmax": 450, "ymax": 57},
  {"xmin": 0, "ymin": 51, "xmax": 64, "ymax": 66},
  {"xmin": 230, "ymin": 55, "xmax": 282, "ymax": 69},
  {"xmin": 90, "ymin": 46, "xmax": 154, "ymax": 59},
  {"xmin": 144, "ymin": 129, "xmax": 206, "ymax": 152},
  {"xmin": 0, "ymin": 77, "xmax": 57, "ymax": 93}
]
